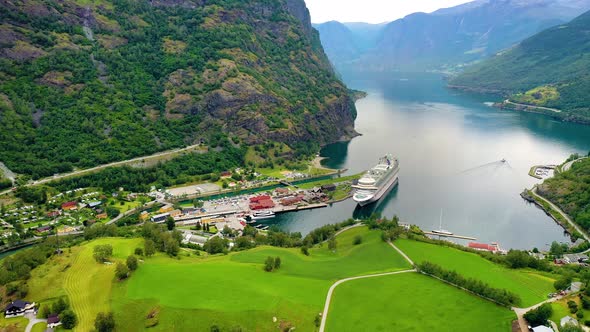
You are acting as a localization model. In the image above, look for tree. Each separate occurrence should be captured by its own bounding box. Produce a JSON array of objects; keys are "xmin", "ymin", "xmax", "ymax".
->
[
  {"xmin": 203, "ymin": 237, "xmax": 228, "ymax": 254},
  {"xmin": 166, "ymin": 217, "xmax": 175, "ymax": 231},
  {"xmin": 106, "ymin": 207, "xmax": 120, "ymax": 219},
  {"xmin": 165, "ymin": 237, "xmax": 179, "ymax": 256},
  {"xmin": 211, "ymin": 325, "xmax": 220, "ymax": 332},
  {"xmin": 274, "ymin": 256, "xmax": 281, "ymax": 269},
  {"xmin": 39, "ymin": 304, "xmax": 51, "ymax": 319},
  {"xmin": 353, "ymin": 235, "xmax": 362, "ymax": 245},
  {"xmin": 93, "ymin": 244, "xmax": 113, "ymax": 263},
  {"xmin": 555, "ymin": 275, "xmax": 573, "ymax": 291},
  {"xmin": 264, "ymin": 256, "xmax": 275, "ymax": 272},
  {"xmin": 144, "ymin": 239, "xmax": 156, "ymax": 257},
  {"xmin": 60, "ymin": 310, "xmax": 78, "ymax": 329},
  {"xmin": 95, "ymin": 312, "xmax": 115, "ymax": 332},
  {"xmin": 562, "ymin": 323, "xmax": 584, "ymax": 332},
  {"xmin": 524, "ymin": 303, "xmax": 552, "ymax": 326},
  {"xmin": 126, "ymin": 255, "xmax": 138, "ymax": 271},
  {"xmin": 301, "ymin": 246, "xmax": 309, "ymax": 256},
  {"xmin": 51, "ymin": 298, "xmax": 68, "ymax": 315},
  {"xmin": 115, "ymin": 262, "xmax": 129, "ymax": 280},
  {"xmin": 550, "ymin": 241, "xmax": 566, "ymax": 258},
  {"xmin": 134, "ymin": 247, "xmax": 143, "ymax": 256},
  {"xmin": 328, "ymin": 237, "xmax": 337, "ymax": 251}
]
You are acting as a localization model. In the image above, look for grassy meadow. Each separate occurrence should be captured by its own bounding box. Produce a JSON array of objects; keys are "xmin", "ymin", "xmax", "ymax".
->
[
  {"xmin": 395, "ymin": 238, "xmax": 556, "ymax": 306},
  {"xmin": 113, "ymin": 226, "xmax": 410, "ymax": 331},
  {"xmin": 325, "ymin": 272, "xmax": 515, "ymax": 331}
]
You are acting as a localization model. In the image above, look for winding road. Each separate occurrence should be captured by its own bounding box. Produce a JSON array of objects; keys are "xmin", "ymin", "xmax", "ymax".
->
[
  {"xmin": 504, "ymin": 99, "xmax": 562, "ymax": 113},
  {"xmin": 318, "ymin": 242, "xmax": 415, "ymax": 332}
]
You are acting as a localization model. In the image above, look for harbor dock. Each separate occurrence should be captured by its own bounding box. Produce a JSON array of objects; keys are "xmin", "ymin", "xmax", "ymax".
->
[{"xmin": 423, "ymin": 232, "xmax": 476, "ymax": 241}]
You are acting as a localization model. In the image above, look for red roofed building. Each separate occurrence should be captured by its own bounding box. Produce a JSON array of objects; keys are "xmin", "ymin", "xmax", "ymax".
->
[
  {"xmin": 249, "ymin": 199, "xmax": 275, "ymax": 210},
  {"xmin": 61, "ymin": 201, "xmax": 78, "ymax": 211},
  {"xmin": 250, "ymin": 195, "xmax": 271, "ymax": 203},
  {"xmin": 47, "ymin": 211, "xmax": 61, "ymax": 218},
  {"xmin": 468, "ymin": 242, "xmax": 499, "ymax": 253}
]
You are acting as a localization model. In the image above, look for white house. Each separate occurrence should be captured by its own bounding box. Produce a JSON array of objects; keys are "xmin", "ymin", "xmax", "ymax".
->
[{"xmin": 4, "ymin": 300, "xmax": 36, "ymax": 318}]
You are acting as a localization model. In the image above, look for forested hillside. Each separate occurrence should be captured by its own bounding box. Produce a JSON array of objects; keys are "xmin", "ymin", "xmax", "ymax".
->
[
  {"xmin": 0, "ymin": 0, "xmax": 357, "ymax": 179},
  {"xmin": 538, "ymin": 156, "xmax": 590, "ymax": 231},
  {"xmin": 450, "ymin": 10, "xmax": 590, "ymax": 123}
]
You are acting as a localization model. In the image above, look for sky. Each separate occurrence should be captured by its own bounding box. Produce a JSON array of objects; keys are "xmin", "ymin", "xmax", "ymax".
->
[{"xmin": 305, "ymin": 0, "xmax": 474, "ymax": 24}]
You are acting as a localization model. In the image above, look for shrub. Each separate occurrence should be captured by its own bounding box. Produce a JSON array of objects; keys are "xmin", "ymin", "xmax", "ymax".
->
[
  {"xmin": 126, "ymin": 255, "xmax": 138, "ymax": 271},
  {"xmin": 523, "ymin": 303, "xmax": 553, "ymax": 326},
  {"xmin": 353, "ymin": 235, "xmax": 362, "ymax": 245},
  {"xmin": 115, "ymin": 262, "xmax": 129, "ymax": 280},
  {"xmin": 134, "ymin": 247, "xmax": 144, "ymax": 256},
  {"xmin": 60, "ymin": 310, "xmax": 78, "ymax": 329},
  {"xmin": 577, "ymin": 311, "xmax": 584, "ymax": 319},
  {"xmin": 301, "ymin": 246, "xmax": 309, "ymax": 256},
  {"xmin": 264, "ymin": 256, "xmax": 274, "ymax": 272},
  {"xmin": 93, "ymin": 244, "xmax": 113, "ymax": 263},
  {"xmin": 274, "ymin": 256, "xmax": 281, "ymax": 269},
  {"xmin": 95, "ymin": 312, "xmax": 115, "ymax": 332}
]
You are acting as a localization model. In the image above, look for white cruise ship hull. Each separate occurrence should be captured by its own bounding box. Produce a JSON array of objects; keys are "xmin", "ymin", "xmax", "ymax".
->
[{"xmin": 355, "ymin": 175, "xmax": 399, "ymax": 206}]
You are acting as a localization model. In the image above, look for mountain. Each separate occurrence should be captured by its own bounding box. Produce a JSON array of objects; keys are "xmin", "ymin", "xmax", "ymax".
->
[
  {"xmin": 323, "ymin": 0, "xmax": 590, "ymax": 72},
  {"xmin": 0, "ymin": 0, "xmax": 357, "ymax": 179},
  {"xmin": 450, "ymin": 9, "xmax": 590, "ymax": 123},
  {"xmin": 313, "ymin": 21, "xmax": 386, "ymax": 67}
]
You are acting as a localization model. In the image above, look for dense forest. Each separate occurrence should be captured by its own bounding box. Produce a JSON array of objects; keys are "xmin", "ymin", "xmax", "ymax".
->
[
  {"xmin": 0, "ymin": 0, "xmax": 357, "ymax": 179},
  {"xmin": 538, "ymin": 156, "xmax": 590, "ymax": 232},
  {"xmin": 450, "ymin": 10, "xmax": 590, "ymax": 123}
]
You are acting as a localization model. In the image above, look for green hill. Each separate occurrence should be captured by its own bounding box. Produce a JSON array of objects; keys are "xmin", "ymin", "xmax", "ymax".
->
[
  {"xmin": 450, "ymin": 10, "xmax": 590, "ymax": 123},
  {"xmin": 0, "ymin": 0, "xmax": 357, "ymax": 179}
]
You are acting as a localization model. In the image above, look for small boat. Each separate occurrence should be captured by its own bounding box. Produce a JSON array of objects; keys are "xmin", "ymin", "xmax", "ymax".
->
[
  {"xmin": 501, "ymin": 158, "xmax": 507, "ymax": 163},
  {"xmin": 432, "ymin": 209, "xmax": 453, "ymax": 235},
  {"xmin": 249, "ymin": 210, "xmax": 275, "ymax": 220}
]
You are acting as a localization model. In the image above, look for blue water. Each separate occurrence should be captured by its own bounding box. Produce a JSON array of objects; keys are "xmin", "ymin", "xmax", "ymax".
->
[{"xmin": 270, "ymin": 72, "xmax": 590, "ymax": 250}]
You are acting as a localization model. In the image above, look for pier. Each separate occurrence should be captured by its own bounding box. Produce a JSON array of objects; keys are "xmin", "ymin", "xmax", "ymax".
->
[{"xmin": 423, "ymin": 232, "xmax": 476, "ymax": 241}]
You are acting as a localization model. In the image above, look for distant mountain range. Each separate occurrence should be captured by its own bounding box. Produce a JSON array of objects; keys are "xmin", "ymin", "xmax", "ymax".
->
[
  {"xmin": 450, "ymin": 9, "xmax": 590, "ymax": 123},
  {"xmin": 315, "ymin": 0, "xmax": 590, "ymax": 72}
]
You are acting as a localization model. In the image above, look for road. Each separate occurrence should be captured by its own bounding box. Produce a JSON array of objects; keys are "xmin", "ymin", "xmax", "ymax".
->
[
  {"xmin": 505, "ymin": 99, "xmax": 562, "ymax": 113},
  {"xmin": 512, "ymin": 297, "xmax": 561, "ymax": 332},
  {"xmin": 0, "ymin": 144, "xmax": 204, "ymax": 196},
  {"xmin": 106, "ymin": 199, "xmax": 160, "ymax": 225},
  {"xmin": 24, "ymin": 312, "xmax": 46, "ymax": 332},
  {"xmin": 562, "ymin": 156, "xmax": 588, "ymax": 172},
  {"xmin": 532, "ymin": 186, "xmax": 590, "ymax": 244},
  {"xmin": 319, "ymin": 242, "xmax": 415, "ymax": 332}
]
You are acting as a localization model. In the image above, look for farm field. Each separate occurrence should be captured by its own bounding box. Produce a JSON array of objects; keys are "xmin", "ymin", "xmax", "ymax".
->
[
  {"xmin": 395, "ymin": 239, "xmax": 556, "ymax": 306},
  {"xmin": 325, "ymin": 272, "xmax": 515, "ymax": 332},
  {"xmin": 112, "ymin": 226, "xmax": 410, "ymax": 331},
  {"xmin": 24, "ymin": 238, "xmax": 143, "ymax": 332}
]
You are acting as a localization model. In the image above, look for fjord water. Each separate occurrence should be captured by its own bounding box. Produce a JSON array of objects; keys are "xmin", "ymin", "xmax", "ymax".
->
[{"xmin": 273, "ymin": 72, "xmax": 590, "ymax": 250}]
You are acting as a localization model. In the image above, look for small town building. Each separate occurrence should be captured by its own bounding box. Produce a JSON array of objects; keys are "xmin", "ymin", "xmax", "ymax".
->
[
  {"xmin": 274, "ymin": 187, "xmax": 290, "ymax": 197},
  {"xmin": 280, "ymin": 196, "xmax": 303, "ymax": 206},
  {"xmin": 532, "ymin": 326, "xmax": 553, "ymax": 332},
  {"xmin": 87, "ymin": 201, "xmax": 102, "ymax": 209},
  {"xmin": 4, "ymin": 300, "xmax": 36, "ymax": 318},
  {"xmin": 159, "ymin": 205, "xmax": 174, "ymax": 213},
  {"xmin": 36, "ymin": 226, "xmax": 52, "ymax": 233},
  {"xmin": 169, "ymin": 210, "xmax": 182, "ymax": 218},
  {"xmin": 562, "ymin": 253, "xmax": 589, "ymax": 264},
  {"xmin": 151, "ymin": 213, "xmax": 170, "ymax": 223},
  {"xmin": 47, "ymin": 314, "xmax": 61, "ymax": 328},
  {"xmin": 139, "ymin": 211, "xmax": 150, "ymax": 221},
  {"xmin": 321, "ymin": 183, "xmax": 337, "ymax": 192},
  {"xmin": 47, "ymin": 211, "xmax": 61, "ymax": 218},
  {"xmin": 249, "ymin": 199, "xmax": 275, "ymax": 210},
  {"xmin": 561, "ymin": 316, "xmax": 578, "ymax": 327},
  {"xmin": 468, "ymin": 242, "xmax": 500, "ymax": 253},
  {"xmin": 61, "ymin": 201, "xmax": 78, "ymax": 211},
  {"xmin": 96, "ymin": 213, "xmax": 108, "ymax": 219}
]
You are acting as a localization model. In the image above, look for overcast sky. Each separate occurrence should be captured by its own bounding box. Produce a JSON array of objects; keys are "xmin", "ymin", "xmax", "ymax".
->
[{"xmin": 305, "ymin": 0, "xmax": 474, "ymax": 24}]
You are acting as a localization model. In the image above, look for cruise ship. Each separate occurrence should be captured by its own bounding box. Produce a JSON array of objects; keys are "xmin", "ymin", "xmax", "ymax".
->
[{"xmin": 352, "ymin": 155, "xmax": 400, "ymax": 206}]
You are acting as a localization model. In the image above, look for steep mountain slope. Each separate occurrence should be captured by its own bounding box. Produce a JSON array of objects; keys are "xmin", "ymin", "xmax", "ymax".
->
[
  {"xmin": 0, "ymin": 0, "xmax": 357, "ymax": 179},
  {"xmin": 346, "ymin": 0, "xmax": 590, "ymax": 71},
  {"xmin": 313, "ymin": 21, "xmax": 385, "ymax": 67},
  {"xmin": 450, "ymin": 10, "xmax": 590, "ymax": 123}
]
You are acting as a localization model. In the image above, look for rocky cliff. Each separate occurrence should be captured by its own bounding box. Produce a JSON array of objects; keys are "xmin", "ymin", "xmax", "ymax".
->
[{"xmin": 0, "ymin": 0, "xmax": 357, "ymax": 178}]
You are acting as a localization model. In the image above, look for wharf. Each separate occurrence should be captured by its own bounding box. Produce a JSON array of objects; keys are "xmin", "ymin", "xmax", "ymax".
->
[
  {"xmin": 274, "ymin": 203, "xmax": 328, "ymax": 213},
  {"xmin": 423, "ymin": 232, "xmax": 476, "ymax": 241}
]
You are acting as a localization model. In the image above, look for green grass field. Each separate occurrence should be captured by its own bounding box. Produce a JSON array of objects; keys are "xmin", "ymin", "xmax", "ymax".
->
[
  {"xmin": 31, "ymin": 322, "xmax": 48, "ymax": 332},
  {"xmin": 25, "ymin": 238, "xmax": 143, "ymax": 332},
  {"xmin": 111, "ymin": 226, "xmax": 410, "ymax": 331},
  {"xmin": 395, "ymin": 239, "xmax": 556, "ymax": 306},
  {"xmin": 325, "ymin": 272, "xmax": 515, "ymax": 331},
  {"xmin": 0, "ymin": 315, "xmax": 28, "ymax": 332}
]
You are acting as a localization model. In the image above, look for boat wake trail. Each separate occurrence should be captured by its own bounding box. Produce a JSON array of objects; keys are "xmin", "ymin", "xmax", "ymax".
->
[{"xmin": 459, "ymin": 160, "xmax": 508, "ymax": 174}]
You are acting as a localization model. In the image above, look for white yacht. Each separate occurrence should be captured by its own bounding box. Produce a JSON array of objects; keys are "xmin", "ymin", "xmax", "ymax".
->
[{"xmin": 352, "ymin": 154, "xmax": 400, "ymax": 206}]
